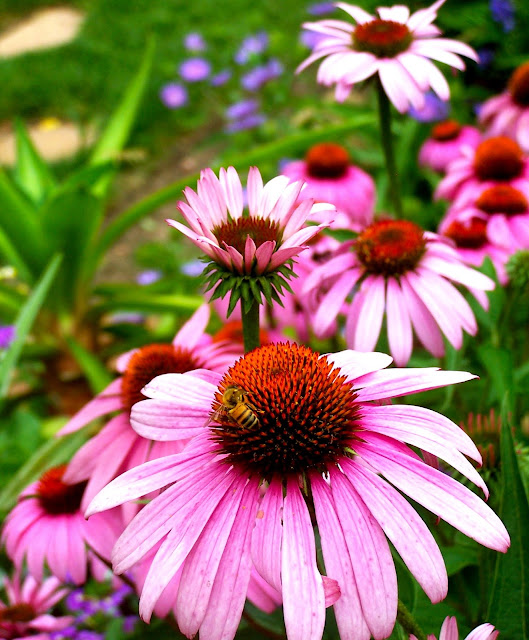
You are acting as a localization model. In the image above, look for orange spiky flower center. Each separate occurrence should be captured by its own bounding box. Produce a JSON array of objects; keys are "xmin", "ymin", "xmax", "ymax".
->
[
  {"xmin": 210, "ymin": 343, "xmax": 361, "ymax": 478},
  {"xmin": 508, "ymin": 62, "xmax": 529, "ymax": 107},
  {"xmin": 475, "ymin": 184, "xmax": 528, "ymax": 215},
  {"xmin": 213, "ymin": 217, "xmax": 281, "ymax": 256},
  {"xmin": 432, "ymin": 119, "xmax": 462, "ymax": 141},
  {"xmin": 355, "ymin": 219, "xmax": 427, "ymax": 275},
  {"xmin": 473, "ymin": 136, "xmax": 525, "ymax": 181},
  {"xmin": 353, "ymin": 19, "xmax": 412, "ymax": 57},
  {"xmin": 444, "ymin": 217, "xmax": 488, "ymax": 249},
  {"xmin": 305, "ymin": 143, "xmax": 350, "ymax": 178},
  {"xmin": 121, "ymin": 344, "xmax": 199, "ymax": 413},
  {"xmin": 36, "ymin": 465, "xmax": 85, "ymax": 515},
  {"xmin": 460, "ymin": 410, "xmax": 502, "ymax": 469},
  {"xmin": 0, "ymin": 603, "xmax": 36, "ymax": 623},
  {"xmin": 212, "ymin": 320, "xmax": 270, "ymax": 346}
]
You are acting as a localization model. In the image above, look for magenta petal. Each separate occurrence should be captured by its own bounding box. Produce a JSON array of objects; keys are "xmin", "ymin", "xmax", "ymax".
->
[
  {"xmin": 172, "ymin": 304, "xmax": 210, "ymax": 349},
  {"xmin": 57, "ymin": 378, "xmax": 122, "ymax": 435},
  {"xmin": 311, "ymin": 474, "xmax": 371, "ymax": 640},
  {"xmin": 342, "ymin": 459, "xmax": 448, "ymax": 603},
  {"xmin": 282, "ymin": 478, "xmax": 325, "ymax": 640},
  {"xmin": 251, "ymin": 476, "xmax": 283, "ymax": 593},
  {"xmin": 131, "ymin": 400, "xmax": 209, "ymax": 441},
  {"xmin": 329, "ymin": 467, "xmax": 398, "ymax": 639}
]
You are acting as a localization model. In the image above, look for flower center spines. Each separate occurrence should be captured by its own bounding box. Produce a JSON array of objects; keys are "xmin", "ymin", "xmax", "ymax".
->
[
  {"xmin": 353, "ymin": 19, "xmax": 413, "ymax": 58},
  {"xmin": 473, "ymin": 136, "xmax": 525, "ymax": 181},
  {"xmin": 36, "ymin": 465, "xmax": 86, "ymax": 515}
]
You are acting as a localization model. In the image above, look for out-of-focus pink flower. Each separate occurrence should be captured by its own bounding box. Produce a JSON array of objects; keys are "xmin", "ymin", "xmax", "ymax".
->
[
  {"xmin": 179, "ymin": 58, "xmax": 211, "ymax": 82},
  {"xmin": 168, "ymin": 166, "xmax": 335, "ymax": 276},
  {"xmin": 281, "ymin": 142, "xmax": 375, "ymax": 230},
  {"xmin": 0, "ymin": 572, "xmax": 73, "ymax": 639},
  {"xmin": 419, "ymin": 120, "xmax": 481, "ymax": 173},
  {"xmin": 297, "ymin": 0, "xmax": 478, "ymax": 111},
  {"xmin": 479, "ymin": 61, "xmax": 529, "ymax": 152},
  {"xmin": 88, "ymin": 343, "xmax": 509, "ymax": 640},
  {"xmin": 303, "ymin": 219, "xmax": 494, "ymax": 365},
  {"xmin": 2, "ymin": 465, "xmax": 123, "ymax": 585},
  {"xmin": 410, "ymin": 616, "xmax": 499, "ymax": 640},
  {"xmin": 435, "ymin": 136, "xmax": 529, "ymax": 205},
  {"xmin": 57, "ymin": 305, "xmax": 241, "ymax": 514}
]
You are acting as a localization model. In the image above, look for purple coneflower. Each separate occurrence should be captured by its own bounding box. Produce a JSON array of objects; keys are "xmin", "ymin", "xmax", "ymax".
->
[
  {"xmin": 297, "ymin": 0, "xmax": 478, "ymax": 111},
  {"xmin": 410, "ymin": 616, "xmax": 498, "ymax": 640},
  {"xmin": 303, "ymin": 219, "xmax": 495, "ymax": 365},
  {"xmin": 281, "ymin": 142, "xmax": 375, "ymax": 229},
  {"xmin": 480, "ymin": 62, "xmax": 529, "ymax": 152},
  {"xmin": 87, "ymin": 343, "xmax": 509, "ymax": 640},
  {"xmin": 419, "ymin": 120, "xmax": 481, "ymax": 173}
]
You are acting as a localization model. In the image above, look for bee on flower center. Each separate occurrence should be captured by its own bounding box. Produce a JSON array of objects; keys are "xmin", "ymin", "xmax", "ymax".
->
[{"xmin": 216, "ymin": 385, "xmax": 261, "ymax": 430}]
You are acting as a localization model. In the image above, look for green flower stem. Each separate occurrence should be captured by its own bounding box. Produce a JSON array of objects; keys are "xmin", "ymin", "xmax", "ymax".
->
[
  {"xmin": 241, "ymin": 300, "xmax": 260, "ymax": 353},
  {"xmin": 397, "ymin": 599, "xmax": 426, "ymax": 640},
  {"xmin": 376, "ymin": 77, "xmax": 403, "ymax": 219}
]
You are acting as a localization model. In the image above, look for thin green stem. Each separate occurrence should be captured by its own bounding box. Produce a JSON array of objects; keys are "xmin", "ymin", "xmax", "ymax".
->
[
  {"xmin": 376, "ymin": 78, "xmax": 403, "ymax": 219},
  {"xmin": 241, "ymin": 300, "xmax": 260, "ymax": 353},
  {"xmin": 397, "ymin": 599, "xmax": 427, "ymax": 640}
]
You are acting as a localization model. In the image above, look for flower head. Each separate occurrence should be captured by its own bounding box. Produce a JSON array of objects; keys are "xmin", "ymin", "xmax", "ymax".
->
[
  {"xmin": 2, "ymin": 465, "xmax": 123, "ymax": 584},
  {"xmin": 304, "ymin": 219, "xmax": 494, "ymax": 365},
  {"xmin": 479, "ymin": 61, "xmax": 529, "ymax": 152},
  {"xmin": 168, "ymin": 167, "xmax": 335, "ymax": 315},
  {"xmin": 281, "ymin": 142, "xmax": 376, "ymax": 229},
  {"xmin": 0, "ymin": 572, "xmax": 72, "ymax": 639},
  {"xmin": 56, "ymin": 305, "xmax": 241, "ymax": 513},
  {"xmin": 88, "ymin": 344, "xmax": 509, "ymax": 640},
  {"xmin": 159, "ymin": 83, "xmax": 188, "ymax": 109},
  {"xmin": 419, "ymin": 120, "xmax": 481, "ymax": 173},
  {"xmin": 297, "ymin": 0, "xmax": 478, "ymax": 112},
  {"xmin": 179, "ymin": 57, "xmax": 211, "ymax": 82},
  {"xmin": 411, "ymin": 616, "xmax": 499, "ymax": 640}
]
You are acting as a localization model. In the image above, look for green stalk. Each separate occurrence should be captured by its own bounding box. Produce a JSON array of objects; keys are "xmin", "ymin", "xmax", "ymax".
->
[
  {"xmin": 397, "ymin": 599, "xmax": 426, "ymax": 640},
  {"xmin": 241, "ymin": 300, "xmax": 260, "ymax": 353},
  {"xmin": 376, "ymin": 78, "xmax": 403, "ymax": 219}
]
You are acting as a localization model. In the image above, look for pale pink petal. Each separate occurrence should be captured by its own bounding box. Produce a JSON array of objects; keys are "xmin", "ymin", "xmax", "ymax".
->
[
  {"xmin": 350, "ymin": 276, "xmax": 386, "ymax": 352},
  {"xmin": 246, "ymin": 166, "xmax": 264, "ymax": 215},
  {"xmin": 421, "ymin": 255, "xmax": 494, "ymax": 290},
  {"xmin": 172, "ymin": 304, "xmax": 210, "ymax": 349},
  {"xmin": 140, "ymin": 372, "xmax": 217, "ymax": 404},
  {"xmin": 465, "ymin": 623, "xmax": 499, "ymax": 640},
  {"xmin": 336, "ymin": 3, "xmax": 373, "ymax": 23},
  {"xmin": 57, "ymin": 378, "xmax": 122, "ymax": 435},
  {"xmin": 325, "ymin": 350, "xmax": 393, "ymax": 382},
  {"xmin": 385, "ymin": 279, "xmax": 413, "ymax": 366},
  {"xmin": 377, "ymin": 5, "xmax": 410, "ymax": 22},
  {"xmin": 219, "ymin": 167, "xmax": 244, "ymax": 220},
  {"xmin": 313, "ymin": 271, "xmax": 352, "ymax": 337},
  {"xmin": 252, "ymin": 476, "xmax": 283, "ymax": 593}
]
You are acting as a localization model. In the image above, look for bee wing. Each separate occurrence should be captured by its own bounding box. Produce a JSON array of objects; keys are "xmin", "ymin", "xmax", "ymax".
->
[{"xmin": 204, "ymin": 407, "xmax": 224, "ymax": 427}]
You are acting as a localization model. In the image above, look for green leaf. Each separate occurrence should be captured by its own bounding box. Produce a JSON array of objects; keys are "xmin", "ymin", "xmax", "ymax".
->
[
  {"xmin": 88, "ymin": 292, "xmax": 203, "ymax": 317},
  {"xmin": 88, "ymin": 38, "xmax": 155, "ymax": 198},
  {"xmin": 0, "ymin": 226, "xmax": 32, "ymax": 283},
  {"xmin": 0, "ymin": 254, "xmax": 61, "ymax": 403},
  {"xmin": 52, "ymin": 160, "xmax": 116, "ymax": 196},
  {"xmin": 486, "ymin": 398, "xmax": 529, "ymax": 637},
  {"xmin": 13, "ymin": 118, "xmax": 56, "ymax": 204},
  {"xmin": 0, "ymin": 426, "xmax": 88, "ymax": 517},
  {"xmin": 476, "ymin": 344, "xmax": 515, "ymax": 415},
  {"xmin": 66, "ymin": 336, "xmax": 112, "ymax": 394}
]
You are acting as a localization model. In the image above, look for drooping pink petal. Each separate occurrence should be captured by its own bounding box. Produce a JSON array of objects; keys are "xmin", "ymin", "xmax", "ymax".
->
[{"xmin": 251, "ymin": 476, "xmax": 283, "ymax": 593}]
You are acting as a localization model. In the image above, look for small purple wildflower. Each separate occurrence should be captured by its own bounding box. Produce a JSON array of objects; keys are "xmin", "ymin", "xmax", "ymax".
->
[
  {"xmin": 123, "ymin": 616, "xmax": 138, "ymax": 633},
  {"xmin": 181, "ymin": 260, "xmax": 205, "ymax": 277},
  {"xmin": 49, "ymin": 626, "xmax": 77, "ymax": 639},
  {"xmin": 300, "ymin": 30, "xmax": 327, "ymax": 49},
  {"xmin": 225, "ymin": 99, "xmax": 259, "ymax": 120},
  {"xmin": 241, "ymin": 58, "xmax": 283, "ymax": 91},
  {"xmin": 76, "ymin": 632, "xmax": 104, "ymax": 640},
  {"xmin": 408, "ymin": 92, "xmax": 450, "ymax": 123},
  {"xmin": 159, "ymin": 83, "xmax": 188, "ymax": 109},
  {"xmin": 307, "ymin": 1, "xmax": 335, "ymax": 15},
  {"xmin": 65, "ymin": 589, "xmax": 85, "ymax": 612},
  {"xmin": 137, "ymin": 269, "xmax": 162, "ymax": 285},
  {"xmin": 0, "ymin": 325, "xmax": 14, "ymax": 349},
  {"xmin": 234, "ymin": 31, "xmax": 269, "ymax": 64},
  {"xmin": 179, "ymin": 57, "xmax": 211, "ymax": 82},
  {"xmin": 210, "ymin": 69, "xmax": 232, "ymax": 87},
  {"xmin": 183, "ymin": 32, "xmax": 206, "ymax": 52},
  {"xmin": 225, "ymin": 113, "xmax": 267, "ymax": 133},
  {"xmin": 490, "ymin": 0, "xmax": 515, "ymax": 32}
]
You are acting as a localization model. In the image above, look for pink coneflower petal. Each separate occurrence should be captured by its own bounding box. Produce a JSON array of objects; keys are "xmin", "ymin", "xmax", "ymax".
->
[
  {"xmin": 282, "ymin": 478, "xmax": 326, "ymax": 640},
  {"xmin": 335, "ymin": 2, "xmax": 372, "ymax": 23},
  {"xmin": 252, "ymin": 477, "xmax": 283, "ymax": 593},
  {"xmin": 379, "ymin": 61, "xmax": 423, "ymax": 112},
  {"xmin": 313, "ymin": 271, "xmax": 352, "ymax": 336},
  {"xmin": 377, "ymin": 5, "xmax": 410, "ymax": 22},
  {"xmin": 57, "ymin": 378, "xmax": 122, "ymax": 435},
  {"xmin": 385, "ymin": 279, "xmax": 413, "ymax": 366},
  {"xmin": 350, "ymin": 276, "xmax": 386, "ymax": 351},
  {"xmin": 219, "ymin": 166, "xmax": 244, "ymax": 219}
]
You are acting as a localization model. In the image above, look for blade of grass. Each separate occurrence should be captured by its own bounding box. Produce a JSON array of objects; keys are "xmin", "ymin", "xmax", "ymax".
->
[{"xmin": 66, "ymin": 336, "xmax": 112, "ymax": 394}]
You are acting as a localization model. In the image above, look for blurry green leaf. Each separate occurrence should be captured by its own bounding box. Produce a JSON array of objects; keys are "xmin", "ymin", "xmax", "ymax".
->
[
  {"xmin": 52, "ymin": 160, "xmax": 116, "ymax": 196},
  {"xmin": 89, "ymin": 38, "xmax": 155, "ymax": 198},
  {"xmin": 441, "ymin": 543, "xmax": 480, "ymax": 576},
  {"xmin": 13, "ymin": 117, "xmax": 56, "ymax": 204},
  {"xmin": 0, "ymin": 282, "xmax": 25, "ymax": 314},
  {"xmin": 486, "ymin": 398, "xmax": 529, "ymax": 637},
  {"xmin": 89, "ymin": 293, "xmax": 203, "ymax": 317},
  {"xmin": 66, "ymin": 336, "xmax": 112, "ymax": 394},
  {"xmin": 0, "ymin": 254, "xmax": 61, "ymax": 402},
  {"xmin": 0, "ymin": 426, "xmax": 88, "ymax": 517},
  {"xmin": 0, "ymin": 227, "xmax": 32, "ymax": 283},
  {"xmin": 0, "ymin": 169, "xmax": 45, "ymax": 275},
  {"xmin": 476, "ymin": 345, "xmax": 515, "ymax": 415}
]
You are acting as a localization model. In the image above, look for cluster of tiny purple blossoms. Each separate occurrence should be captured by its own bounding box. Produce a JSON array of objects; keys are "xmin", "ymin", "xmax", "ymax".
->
[
  {"xmin": 159, "ymin": 29, "xmax": 284, "ymax": 133},
  {"xmin": 4, "ymin": 0, "xmax": 529, "ymax": 639}
]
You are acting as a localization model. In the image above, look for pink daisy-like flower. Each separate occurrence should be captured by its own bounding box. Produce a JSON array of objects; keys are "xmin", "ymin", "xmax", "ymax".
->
[
  {"xmin": 88, "ymin": 343, "xmax": 509, "ymax": 640},
  {"xmin": 297, "ymin": 0, "xmax": 478, "ymax": 112},
  {"xmin": 281, "ymin": 142, "xmax": 375, "ymax": 229},
  {"xmin": 479, "ymin": 61, "xmax": 529, "ymax": 153},
  {"xmin": 2, "ymin": 465, "xmax": 123, "ymax": 585},
  {"xmin": 435, "ymin": 136, "xmax": 529, "ymax": 205},
  {"xmin": 419, "ymin": 120, "xmax": 481, "ymax": 173},
  {"xmin": 440, "ymin": 213, "xmax": 511, "ymax": 285},
  {"xmin": 168, "ymin": 166, "xmax": 335, "ymax": 276},
  {"xmin": 0, "ymin": 572, "xmax": 73, "ymax": 640},
  {"xmin": 303, "ymin": 219, "xmax": 494, "ymax": 366},
  {"xmin": 410, "ymin": 616, "xmax": 499, "ymax": 640},
  {"xmin": 57, "ymin": 304, "xmax": 240, "ymax": 513}
]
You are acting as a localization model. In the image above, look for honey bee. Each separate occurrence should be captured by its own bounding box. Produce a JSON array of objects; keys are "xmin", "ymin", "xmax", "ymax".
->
[{"xmin": 212, "ymin": 385, "xmax": 261, "ymax": 430}]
